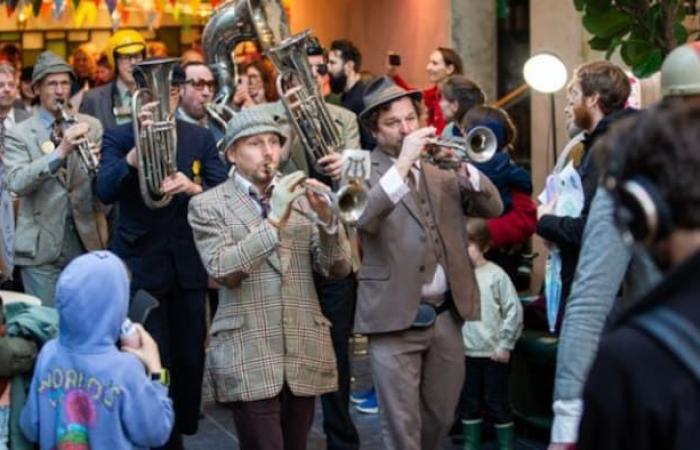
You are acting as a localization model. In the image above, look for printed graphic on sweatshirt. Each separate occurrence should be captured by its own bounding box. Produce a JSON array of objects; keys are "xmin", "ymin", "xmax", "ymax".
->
[{"xmin": 37, "ymin": 368, "xmax": 124, "ymax": 450}]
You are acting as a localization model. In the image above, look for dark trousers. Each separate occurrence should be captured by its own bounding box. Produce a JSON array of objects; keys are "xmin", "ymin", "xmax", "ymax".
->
[
  {"xmin": 142, "ymin": 285, "xmax": 207, "ymax": 448},
  {"xmin": 314, "ymin": 274, "xmax": 359, "ymax": 450},
  {"xmin": 231, "ymin": 384, "xmax": 316, "ymax": 450},
  {"xmin": 458, "ymin": 356, "xmax": 513, "ymax": 425}
]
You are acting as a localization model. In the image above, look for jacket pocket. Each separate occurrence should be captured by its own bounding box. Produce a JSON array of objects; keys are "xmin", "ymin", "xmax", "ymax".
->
[
  {"xmin": 357, "ymin": 265, "xmax": 390, "ymax": 281},
  {"xmin": 210, "ymin": 315, "xmax": 244, "ymax": 336},
  {"xmin": 14, "ymin": 222, "xmax": 39, "ymax": 259}
]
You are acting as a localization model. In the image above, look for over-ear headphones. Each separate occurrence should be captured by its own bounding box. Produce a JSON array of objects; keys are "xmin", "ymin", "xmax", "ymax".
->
[
  {"xmin": 611, "ymin": 176, "xmax": 673, "ymax": 245},
  {"xmin": 604, "ymin": 147, "xmax": 673, "ymax": 245}
]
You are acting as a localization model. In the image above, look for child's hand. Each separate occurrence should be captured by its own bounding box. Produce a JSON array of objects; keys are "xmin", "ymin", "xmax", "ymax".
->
[
  {"xmin": 491, "ymin": 348, "xmax": 511, "ymax": 364},
  {"xmin": 537, "ymin": 198, "xmax": 557, "ymax": 220},
  {"xmin": 121, "ymin": 324, "xmax": 163, "ymax": 375}
]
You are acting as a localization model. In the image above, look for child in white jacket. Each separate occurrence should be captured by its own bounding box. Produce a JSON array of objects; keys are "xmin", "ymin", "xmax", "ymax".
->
[{"xmin": 459, "ymin": 218, "xmax": 523, "ymax": 450}]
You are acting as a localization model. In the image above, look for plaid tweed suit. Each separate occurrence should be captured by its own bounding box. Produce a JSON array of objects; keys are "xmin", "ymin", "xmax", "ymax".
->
[{"xmin": 188, "ymin": 176, "xmax": 352, "ymax": 403}]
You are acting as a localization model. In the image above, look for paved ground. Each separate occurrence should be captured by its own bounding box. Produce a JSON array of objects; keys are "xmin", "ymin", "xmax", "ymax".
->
[{"xmin": 184, "ymin": 339, "xmax": 548, "ymax": 450}]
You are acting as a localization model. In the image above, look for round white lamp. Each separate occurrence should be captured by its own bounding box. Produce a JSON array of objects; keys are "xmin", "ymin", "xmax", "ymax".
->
[
  {"xmin": 523, "ymin": 52, "xmax": 568, "ymax": 93},
  {"xmin": 523, "ymin": 52, "xmax": 568, "ymax": 162}
]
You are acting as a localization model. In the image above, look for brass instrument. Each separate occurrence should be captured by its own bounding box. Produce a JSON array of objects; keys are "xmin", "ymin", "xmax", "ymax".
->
[
  {"xmin": 203, "ymin": 0, "xmax": 288, "ymax": 119},
  {"xmin": 55, "ymin": 99, "xmax": 99, "ymax": 177},
  {"xmin": 301, "ymin": 179, "xmax": 368, "ymax": 225},
  {"xmin": 267, "ymin": 30, "xmax": 344, "ymax": 163},
  {"xmin": 425, "ymin": 126, "xmax": 498, "ymax": 169},
  {"xmin": 131, "ymin": 58, "xmax": 179, "ymax": 209}
]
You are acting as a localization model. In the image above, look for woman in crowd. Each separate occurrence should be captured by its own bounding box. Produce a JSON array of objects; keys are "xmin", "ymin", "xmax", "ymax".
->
[{"xmin": 233, "ymin": 57, "xmax": 279, "ymax": 109}]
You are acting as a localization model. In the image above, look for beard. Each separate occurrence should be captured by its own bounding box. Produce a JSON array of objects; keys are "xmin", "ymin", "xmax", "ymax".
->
[
  {"xmin": 329, "ymin": 72, "xmax": 347, "ymax": 94},
  {"xmin": 572, "ymin": 103, "xmax": 593, "ymax": 132}
]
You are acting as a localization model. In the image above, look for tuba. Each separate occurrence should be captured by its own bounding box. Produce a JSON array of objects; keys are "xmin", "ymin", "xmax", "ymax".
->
[
  {"xmin": 202, "ymin": 0, "xmax": 288, "ymax": 117},
  {"xmin": 131, "ymin": 58, "xmax": 179, "ymax": 209},
  {"xmin": 55, "ymin": 99, "xmax": 99, "ymax": 177}
]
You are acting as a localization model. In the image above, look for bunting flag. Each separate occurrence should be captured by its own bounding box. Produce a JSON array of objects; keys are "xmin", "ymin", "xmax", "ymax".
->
[
  {"xmin": 31, "ymin": 0, "xmax": 41, "ymax": 16},
  {"xmin": 53, "ymin": 0, "xmax": 65, "ymax": 18},
  {"xmin": 5, "ymin": 0, "xmax": 19, "ymax": 16},
  {"xmin": 73, "ymin": 0, "xmax": 97, "ymax": 27},
  {"xmin": 105, "ymin": 0, "xmax": 115, "ymax": 13},
  {"xmin": 71, "ymin": 0, "xmax": 78, "ymax": 10}
]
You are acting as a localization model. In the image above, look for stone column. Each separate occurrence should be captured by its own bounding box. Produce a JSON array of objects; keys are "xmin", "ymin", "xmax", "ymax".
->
[{"xmin": 450, "ymin": 0, "xmax": 498, "ymax": 101}]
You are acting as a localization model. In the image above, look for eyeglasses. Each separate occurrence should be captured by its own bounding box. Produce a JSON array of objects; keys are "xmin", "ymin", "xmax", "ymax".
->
[
  {"xmin": 186, "ymin": 79, "xmax": 216, "ymax": 91},
  {"xmin": 116, "ymin": 53, "xmax": 143, "ymax": 63}
]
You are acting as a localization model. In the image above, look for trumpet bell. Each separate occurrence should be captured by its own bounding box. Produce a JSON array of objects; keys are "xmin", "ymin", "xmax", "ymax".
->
[
  {"xmin": 465, "ymin": 126, "xmax": 498, "ymax": 163},
  {"xmin": 336, "ymin": 181, "xmax": 368, "ymax": 224}
]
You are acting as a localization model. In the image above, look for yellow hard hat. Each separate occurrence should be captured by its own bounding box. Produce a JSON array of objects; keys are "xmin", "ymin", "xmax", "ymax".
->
[
  {"xmin": 661, "ymin": 41, "xmax": 700, "ymax": 97},
  {"xmin": 105, "ymin": 29, "xmax": 146, "ymax": 68}
]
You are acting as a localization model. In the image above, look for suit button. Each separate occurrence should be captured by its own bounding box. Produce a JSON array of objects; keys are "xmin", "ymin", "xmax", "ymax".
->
[{"xmin": 419, "ymin": 265, "xmax": 425, "ymax": 272}]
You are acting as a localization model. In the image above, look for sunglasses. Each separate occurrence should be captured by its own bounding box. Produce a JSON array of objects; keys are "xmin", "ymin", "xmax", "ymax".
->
[{"xmin": 186, "ymin": 79, "xmax": 216, "ymax": 91}]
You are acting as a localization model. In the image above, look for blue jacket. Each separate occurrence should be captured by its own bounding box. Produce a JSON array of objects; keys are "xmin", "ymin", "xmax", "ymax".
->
[
  {"xmin": 20, "ymin": 251, "xmax": 174, "ymax": 449},
  {"xmin": 95, "ymin": 120, "xmax": 228, "ymax": 291}
]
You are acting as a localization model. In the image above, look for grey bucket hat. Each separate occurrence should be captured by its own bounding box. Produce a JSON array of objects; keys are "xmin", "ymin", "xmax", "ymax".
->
[
  {"xmin": 359, "ymin": 75, "xmax": 422, "ymax": 120},
  {"xmin": 31, "ymin": 51, "xmax": 74, "ymax": 87},
  {"xmin": 221, "ymin": 105, "xmax": 287, "ymax": 158}
]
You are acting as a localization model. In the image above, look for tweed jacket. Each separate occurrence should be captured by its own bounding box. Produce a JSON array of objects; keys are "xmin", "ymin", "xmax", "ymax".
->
[
  {"xmin": 188, "ymin": 176, "xmax": 352, "ymax": 402},
  {"xmin": 3, "ymin": 112, "xmax": 107, "ymax": 266},
  {"xmin": 255, "ymin": 101, "xmax": 360, "ymax": 175},
  {"xmin": 353, "ymin": 148, "xmax": 503, "ymax": 334}
]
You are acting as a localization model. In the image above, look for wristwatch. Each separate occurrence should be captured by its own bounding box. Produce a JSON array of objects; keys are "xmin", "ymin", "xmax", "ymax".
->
[{"xmin": 150, "ymin": 368, "xmax": 170, "ymax": 387}]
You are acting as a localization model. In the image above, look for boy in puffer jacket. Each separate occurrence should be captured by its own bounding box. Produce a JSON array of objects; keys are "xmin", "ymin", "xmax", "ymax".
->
[{"xmin": 20, "ymin": 251, "xmax": 174, "ymax": 449}]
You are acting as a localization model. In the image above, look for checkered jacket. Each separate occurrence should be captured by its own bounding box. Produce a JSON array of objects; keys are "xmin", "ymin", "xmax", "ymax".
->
[{"xmin": 188, "ymin": 177, "xmax": 352, "ymax": 402}]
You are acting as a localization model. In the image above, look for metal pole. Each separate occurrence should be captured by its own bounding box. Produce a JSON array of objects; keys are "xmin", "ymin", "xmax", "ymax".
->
[{"xmin": 549, "ymin": 93, "xmax": 558, "ymax": 167}]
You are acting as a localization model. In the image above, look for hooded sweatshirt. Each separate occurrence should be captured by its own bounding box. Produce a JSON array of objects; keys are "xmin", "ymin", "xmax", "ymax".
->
[{"xmin": 20, "ymin": 251, "xmax": 173, "ymax": 450}]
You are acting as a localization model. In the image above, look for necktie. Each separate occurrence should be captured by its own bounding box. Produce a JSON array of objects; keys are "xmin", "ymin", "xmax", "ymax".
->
[{"xmin": 250, "ymin": 190, "xmax": 271, "ymax": 218}]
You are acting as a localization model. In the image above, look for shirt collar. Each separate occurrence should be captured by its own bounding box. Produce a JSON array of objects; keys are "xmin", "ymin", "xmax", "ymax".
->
[
  {"xmin": 37, "ymin": 106, "xmax": 56, "ymax": 130},
  {"xmin": 233, "ymin": 169, "xmax": 277, "ymax": 198}
]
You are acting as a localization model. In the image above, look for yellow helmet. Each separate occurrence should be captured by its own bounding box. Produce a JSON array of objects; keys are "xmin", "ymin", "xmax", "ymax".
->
[
  {"xmin": 661, "ymin": 42, "xmax": 700, "ymax": 97},
  {"xmin": 105, "ymin": 29, "xmax": 146, "ymax": 68}
]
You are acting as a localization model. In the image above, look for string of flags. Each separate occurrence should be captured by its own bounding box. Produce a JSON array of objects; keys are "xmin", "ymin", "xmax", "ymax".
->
[{"xmin": 0, "ymin": 0, "xmax": 216, "ymax": 29}]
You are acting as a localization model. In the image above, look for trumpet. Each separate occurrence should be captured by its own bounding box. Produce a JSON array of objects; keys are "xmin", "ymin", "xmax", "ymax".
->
[
  {"xmin": 294, "ymin": 178, "xmax": 368, "ymax": 226},
  {"xmin": 424, "ymin": 126, "xmax": 498, "ymax": 169},
  {"xmin": 55, "ymin": 99, "xmax": 99, "ymax": 177}
]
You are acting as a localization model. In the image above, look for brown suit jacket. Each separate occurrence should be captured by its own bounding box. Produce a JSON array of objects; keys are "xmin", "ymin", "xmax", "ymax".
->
[
  {"xmin": 188, "ymin": 176, "xmax": 352, "ymax": 402},
  {"xmin": 353, "ymin": 149, "xmax": 503, "ymax": 334}
]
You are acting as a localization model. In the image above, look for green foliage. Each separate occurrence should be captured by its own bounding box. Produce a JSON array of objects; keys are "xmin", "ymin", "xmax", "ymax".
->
[{"xmin": 574, "ymin": 0, "xmax": 695, "ymax": 78}]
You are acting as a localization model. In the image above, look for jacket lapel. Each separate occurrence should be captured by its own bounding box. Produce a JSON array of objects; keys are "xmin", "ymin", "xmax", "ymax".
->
[
  {"xmin": 372, "ymin": 148, "xmax": 424, "ymax": 228},
  {"xmin": 29, "ymin": 116, "xmax": 67, "ymax": 188},
  {"xmin": 224, "ymin": 178, "xmax": 283, "ymax": 275},
  {"xmin": 422, "ymin": 163, "xmax": 444, "ymax": 223}
]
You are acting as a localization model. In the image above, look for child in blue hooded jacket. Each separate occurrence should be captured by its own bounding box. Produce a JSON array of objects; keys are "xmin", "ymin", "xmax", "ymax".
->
[{"xmin": 20, "ymin": 251, "xmax": 174, "ymax": 449}]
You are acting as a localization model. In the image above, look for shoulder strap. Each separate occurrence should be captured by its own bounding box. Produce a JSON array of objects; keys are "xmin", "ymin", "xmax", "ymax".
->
[{"xmin": 632, "ymin": 306, "xmax": 700, "ymax": 381}]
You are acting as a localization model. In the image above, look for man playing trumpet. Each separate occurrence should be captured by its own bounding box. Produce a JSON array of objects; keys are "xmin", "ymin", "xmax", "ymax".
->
[
  {"xmin": 3, "ymin": 51, "xmax": 106, "ymax": 305},
  {"xmin": 188, "ymin": 106, "xmax": 352, "ymax": 450}
]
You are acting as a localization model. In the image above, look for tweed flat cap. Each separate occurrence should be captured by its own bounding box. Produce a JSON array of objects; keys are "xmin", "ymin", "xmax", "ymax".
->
[
  {"xmin": 222, "ymin": 105, "xmax": 287, "ymax": 153},
  {"xmin": 32, "ymin": 51, "xmax": 74, "ymax": 86},
  {"xmin": 359, "ymin": 75, "xmax": 422, "ymax": 120}
]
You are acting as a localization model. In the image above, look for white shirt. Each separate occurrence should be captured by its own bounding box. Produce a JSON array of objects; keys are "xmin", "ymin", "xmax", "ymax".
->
[
  {"xmin": 379, "ymin": 160, "xmax": 480, "ymax": 297},
  {"xmin": 1, "ymin": 108, "xmax": 16, "ymax": 131}
]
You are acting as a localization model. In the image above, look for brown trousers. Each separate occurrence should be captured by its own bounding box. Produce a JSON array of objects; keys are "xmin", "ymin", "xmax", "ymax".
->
[
  {"xmin": 369, "ymin": 311, "xmax": 465, "ymax": 450},
  {"xmin": 230, "ymin": 384, "xmax": 316, "ymax": 450}
]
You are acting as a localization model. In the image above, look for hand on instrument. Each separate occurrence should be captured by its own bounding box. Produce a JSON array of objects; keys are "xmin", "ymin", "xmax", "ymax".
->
[
  {"xmin": 396, "ymin": 127, "xmax": 436, "ymax": 176},
  {"xmin": 137, "ymin": 101, "xmax": 159, "ymax": 128},
  {"xmin": 490, "ymin": 348, "xmax": 511, "ymax": 364},
  {"xmin": 268, "ymin": 170, "xmax": 307, "ymax": 228},
  {"xmin": 304, "ymin": 178, "xmax": 334, "ymax": 225},
  {"xmin": 56, "ymin": 122, "xmax": 90, "ymax": 159},
  {"xmin": 121, "ymin": 323, "xmax": 163, "ymax": 374},
  {"xmin": 317, "ymin": 152, "xmax": 343, "ymax": 181},
  {"xmin": 161, "ymin": 171, "xmax": 202, "ymax": 196}
]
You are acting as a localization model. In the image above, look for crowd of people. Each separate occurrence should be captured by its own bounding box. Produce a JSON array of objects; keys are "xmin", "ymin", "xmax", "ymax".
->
[{"xmin": 0, "ymin": 22, "xmax": 698, "ymax": 450}]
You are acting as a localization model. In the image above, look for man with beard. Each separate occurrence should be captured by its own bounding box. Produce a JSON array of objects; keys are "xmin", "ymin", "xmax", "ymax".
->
[
  {"xmin": 0, "ymin": 62, "xmax": 30, "ymax": 287},
  {"xmin": 536, "ymin": 61, "xmax": 632, "ymax": 320},
  {"xmin": 80, "ymin": 30, "xmax": 146, "ymax": 129},
  {"xmin": 328, "ymin": 39, "xmax": 375, "ymax": 149},
  {"xmin": 176, "ymin": 62, "xmax": 224, "ymax": 144}
]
